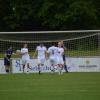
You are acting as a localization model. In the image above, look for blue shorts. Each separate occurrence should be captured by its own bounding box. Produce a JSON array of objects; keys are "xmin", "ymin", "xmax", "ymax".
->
[
  {"xmin": 63, "ymin": 54, "xmax": 66, "ymax": 61},
  {"xmin": 4, "ymin": 58, "xmax": 10, "ymax": 66}
]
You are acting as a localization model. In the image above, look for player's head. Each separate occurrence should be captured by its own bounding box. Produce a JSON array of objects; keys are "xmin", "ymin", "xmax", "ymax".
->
[
  {"xmin": 59, "ymin": 40, "xmax": 64, "ymax": 47},
  {"xmin": 8, "ymin": 46, "xmax": 12, "ymax": 50},
  {"xmin": 51, "ymin": 42, "xmax": 57, "ymax": 46},
  {"xmin": 60, "ymin": 40, "xmax": 63, "ymax": 44},
  {"xmin": 60, "ymin": 41, "xmax": 64, "ymax": 45},
  {"xmin": 40, "ymin": 43, "xmax": 44, "ymax": 47},
  {"xmin": 58, "ymin": 42, "xmax": 62, "ymax": 47},
  {"xmin": 23, "ymin": 43, "xmax": 27, "ymax": 48}
]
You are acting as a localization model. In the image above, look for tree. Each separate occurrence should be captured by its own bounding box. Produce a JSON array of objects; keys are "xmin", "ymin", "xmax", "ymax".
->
[
  {"xmin": 0, "ymin": 0, "xmax": 100, "ymax": 31},
  {"xmin": 0, "ymin": 0, "xmax": 11, "ymax": 31}
]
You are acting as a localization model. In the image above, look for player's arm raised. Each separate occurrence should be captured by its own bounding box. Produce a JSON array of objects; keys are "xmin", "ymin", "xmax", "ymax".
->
[
  {"xmin": 46, "ymin": 48, "xmax": 50, "ymax": 59},
  {"xmin": 16, "ymin": 50, "xmax": 27, "ymax": 55},
  {"xmin": 33, "ymin": 49, "xmax": 37, "ymax": 59},
  {"xmin": 45, "ymin": 50, "xmax": 48, "ymax": 60}
]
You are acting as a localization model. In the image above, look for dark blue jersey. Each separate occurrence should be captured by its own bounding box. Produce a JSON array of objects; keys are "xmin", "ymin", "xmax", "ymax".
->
[{"xmin": 5, "ymin": 49, "xmax": 13, "ymax": 59}]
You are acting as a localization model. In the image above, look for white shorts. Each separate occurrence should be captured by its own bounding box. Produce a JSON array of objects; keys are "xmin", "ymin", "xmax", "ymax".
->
[
  {"xmin": 37, "ymin": 57, "xmax": 46, "ymax": 64},
  {"xmin": 58, "ymin": 57, "xmax": 64, "ymax": 64},
  {"xmin": 22, "ymin": 58, "xmax": 30, "ymax": 65},
  {"xmin": 49, "ymin": 56, "xmax": 58, "ymax": 65}
]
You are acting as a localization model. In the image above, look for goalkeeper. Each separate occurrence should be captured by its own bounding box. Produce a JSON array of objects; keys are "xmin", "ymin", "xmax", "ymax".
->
[{"xmin": 4, "ymin": 46, "xmax": 13, "ymax": 73}]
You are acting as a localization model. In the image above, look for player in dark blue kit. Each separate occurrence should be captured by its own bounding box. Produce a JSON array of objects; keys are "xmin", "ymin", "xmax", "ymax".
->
[
  {"xmin": 60, "ymin": 41, "xmax": 68, "ymax": 73},
  {"xmin": 4, "ymin": 46, "xmax": 13, "ymax": 73}
]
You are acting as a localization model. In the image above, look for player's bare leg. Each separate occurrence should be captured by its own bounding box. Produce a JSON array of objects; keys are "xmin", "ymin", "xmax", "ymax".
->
[
  {"xmin": 27, "ymin": 63, "xmax": 30, "ymax": 73},
  {"xmin": 38, "ymin": 64, "xmax": 41, "ymax": 74},
  {"xmin": 22, "ymin": 64, "xmax": 25, "ymax": 73},
  {"xmin": 58, "ymin": 64, "xmax": 63, "ymax": 75},
  {"xmin": 51, "ymin": 64, "xmax": 55, "ymax": 73},
  {"xmin": 5, "ymin": 65, "xmax": 9, "ymax": 73},
  {"xmin": 64, "ymin": 61, "xmax": 68, "ymax": 73},
  {"xmin": 58, "ymin": 64, "xmax": 61, "ymax": 75},
  {"xmin": 61, "ymin": 64, "xmax": 64, "ymax": 74},
  {"xmin": 9, "ymin": 65, "xmax": 12, "ymax": 74}
]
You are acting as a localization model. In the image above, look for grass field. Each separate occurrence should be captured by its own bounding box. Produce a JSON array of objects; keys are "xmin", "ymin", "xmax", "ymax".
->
[{"xmin": 0, "ymin": 73, "xmax": 100, "ymax": 100}]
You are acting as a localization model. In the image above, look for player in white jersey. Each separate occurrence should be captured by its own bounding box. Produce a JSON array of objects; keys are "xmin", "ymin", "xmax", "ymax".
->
[
  {"xmin": 18, "ymin": 44, "xmax": 30, "ymax": 73},
  {"xmin": 58, "ymin": 42, "xmax": 64, "ymax": 74},
  {"xmin": 47, "ymin": 42, "xmax": 59, "ymax": 73},
  {"xmin": 34, "ymin": 44, "xmax": 47, "ymax": 74}
]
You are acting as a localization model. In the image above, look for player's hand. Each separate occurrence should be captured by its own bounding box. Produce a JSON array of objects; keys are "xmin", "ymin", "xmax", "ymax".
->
[
  {"xmin": 33, "ymin": 56, "xmax": 35, "ymax": 59},
  {"xmin": 16, "ymin": 50, "xmax": 21, "ymax": 55},
  {"xmin": 46, "ymin": 57, "xmax": 48, "ymax": 60},
  {"xmin": 13, "ymin": 53, "xmax": 17, "ymax": 55}
]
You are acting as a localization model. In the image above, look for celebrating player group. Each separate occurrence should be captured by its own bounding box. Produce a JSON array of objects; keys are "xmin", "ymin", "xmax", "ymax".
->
[{"xmin": 16, "ymin": 41, "xmax": 67, "ymax": 75}]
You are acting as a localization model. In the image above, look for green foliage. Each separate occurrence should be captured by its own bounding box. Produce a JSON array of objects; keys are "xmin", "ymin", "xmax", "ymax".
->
[{"xmin": 0, "ymin": 0, "xmax": 100, "ymax": 31}]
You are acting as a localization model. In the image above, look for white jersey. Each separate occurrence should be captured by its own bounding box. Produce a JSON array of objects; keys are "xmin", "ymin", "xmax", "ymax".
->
[
  {"xmin": 36, "ymin": 46, "xmax": 47, "ymax": 58},
  {"xmin": 58, "ymin": 47, "xmax": 64, "ymax": 57},
  {"xmin": 58, "ymin": 47, "xmax": 64, "ymax": 64},
  {"xmin": 47, "ymin": 46, "xmax": 59, "ymax": 57},
  {"xmin": 21, "ymin": 48, "xmax": 30, "ymax": 60}
]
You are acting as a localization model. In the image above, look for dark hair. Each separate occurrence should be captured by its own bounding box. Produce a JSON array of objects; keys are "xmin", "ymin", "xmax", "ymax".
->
[
  {"xmin": 23, "ymin": 43, "xmax": 27, "ymax": 45},
  {"xmin": 51, "ymin": 42, "xmax": 57, "ymax": 46},
  {"xmin": 40, "ymin": 43, "xmax": 44, "ymax": 46},
  {"xmin": 8, "ymin": 46, "xmax": 12, "ymax": 50}
]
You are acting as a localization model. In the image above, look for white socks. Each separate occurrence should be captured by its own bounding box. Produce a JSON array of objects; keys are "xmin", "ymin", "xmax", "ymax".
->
[{"xmin": 58, "ymin": 67, "xmax": 63, "ymax": 75}]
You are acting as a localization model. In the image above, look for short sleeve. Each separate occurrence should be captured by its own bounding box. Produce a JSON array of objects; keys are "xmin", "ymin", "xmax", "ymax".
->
[
  {"xmin": 44, "ymin": 47, "xmax": 47, "ymax": 51},
  {"xmin": 47, "ymin": 48, "xmax": 50, "ymax": 53},
  {"xmin": 36, "ymin": 46, "xmax": 38, "ymax": 51}
]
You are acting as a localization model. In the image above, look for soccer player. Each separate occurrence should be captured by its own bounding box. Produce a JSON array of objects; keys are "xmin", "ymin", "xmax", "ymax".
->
[
  {"xmin": 34, "ymin": 44, "xmax": 47, "ymax": 74},
  {"xmin": 60, "ymin": 41, "xmax": 68, "ymax": 72},
  {"xmin": 18, "ymin": 44, "xmax": 30, "ymax": 73},
  {"xmin": 4, "ymin": 46, "xmax": 13, "ymax": 73},
  {"xmin": 47, "ymin": 42, "xmax": 59, "ymax": 73},
  {"xmin": 57, "ymin": 42, "xmax": 64, "ymax": 74}
]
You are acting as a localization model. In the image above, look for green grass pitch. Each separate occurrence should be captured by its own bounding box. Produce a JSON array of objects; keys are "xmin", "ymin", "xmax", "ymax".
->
[{"xmin": 0, "ymin": 72, "xmax": 100, "ymax": 100}]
